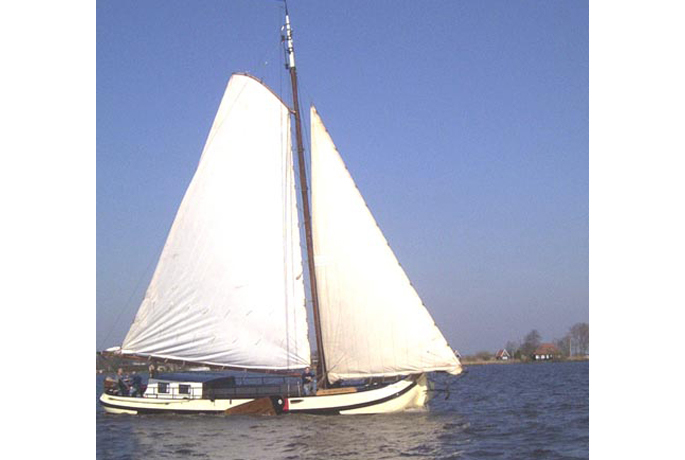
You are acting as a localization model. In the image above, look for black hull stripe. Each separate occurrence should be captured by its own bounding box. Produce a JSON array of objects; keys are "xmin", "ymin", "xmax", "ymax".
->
[
  {"xmin": 100, "ymin": 400, "xmax": 225, "ymax": 415},
  {"xmin": 288, "ymin": 380, "xmax": 419, "ymax": 415}
]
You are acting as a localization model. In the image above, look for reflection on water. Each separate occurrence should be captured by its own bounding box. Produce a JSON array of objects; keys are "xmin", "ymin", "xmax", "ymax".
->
[{"xmin": 97, "ymin": 362, "xmax": 588, "ymax": 460}]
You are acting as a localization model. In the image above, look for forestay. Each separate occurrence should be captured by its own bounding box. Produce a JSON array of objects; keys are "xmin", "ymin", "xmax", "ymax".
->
[
  {"xmin": 310, "ymin": 107, "xmax": 462, "ymax": 383},
  {"xmin": 121, "ymin": 74, "xmax": 310, "ymax": 371}
]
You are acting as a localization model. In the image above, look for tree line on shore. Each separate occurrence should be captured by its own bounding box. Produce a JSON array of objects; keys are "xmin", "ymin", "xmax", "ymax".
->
[{"xmin": 462, "ymin": 322, "xmax": 589, "ymax": 362}]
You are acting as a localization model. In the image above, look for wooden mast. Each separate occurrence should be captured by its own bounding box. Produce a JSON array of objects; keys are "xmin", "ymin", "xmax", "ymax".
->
[{"xmin": 283, "ymin": 4, "xmax": 328, "ymax": 389}]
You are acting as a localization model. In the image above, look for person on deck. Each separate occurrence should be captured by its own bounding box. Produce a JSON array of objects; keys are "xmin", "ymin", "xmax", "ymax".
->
[
  {"xmin": 129, "ymin": 372, "xmax": 143, "ymax": 397},
  {"xmin": 302, "ymin": 367, "xmax": 315, "ymax": 395},
  {"xmin": 116, "ymin": 368, "xmax": 130, "ymax": 396}
]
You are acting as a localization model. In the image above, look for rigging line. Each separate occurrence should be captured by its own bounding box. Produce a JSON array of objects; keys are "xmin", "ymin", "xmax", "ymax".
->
[
  {"xmin": 246, "ymin": 13, "xmax": 283, "ymax": 83},
  {"xmin": 245, "ymin": 1, "xmax": 287, "ymax": 92},
  {"xmin": 292, "ymin": 73, "xmax": 313, "ymax": 180},
  {"xmin": 280, "ymin": 84, "xmax": 294, "ymax": 369},
  {"xmin": 287, "ymin": 68, "xmax": 313, "ymax": 237},
  {"xmin": 97, "ymin": 242, "xmax": 162, "ymax": 351}
]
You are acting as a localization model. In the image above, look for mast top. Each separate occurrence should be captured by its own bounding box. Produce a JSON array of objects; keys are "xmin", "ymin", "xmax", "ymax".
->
[{"xmin": 283, "ymin": 2, "xmax": 296, "ymax": 69}]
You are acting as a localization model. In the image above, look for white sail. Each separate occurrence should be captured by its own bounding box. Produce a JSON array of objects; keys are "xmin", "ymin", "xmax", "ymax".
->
[
  {"xmin": 121, "ymin": 74, "xmax": 310, "ymax": 371},
  {"xmin": 310, "ymin": 107, "xmax": 462, "ymax": 383}
]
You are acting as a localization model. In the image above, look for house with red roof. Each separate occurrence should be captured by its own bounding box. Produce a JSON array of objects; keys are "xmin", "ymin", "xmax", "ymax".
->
[
  {"xmin": 495, "ymin": 349, "xmax": 511, "ymax": 360},
  {"xmin": 533, "ymin": 343, "xmax": 561, "ymax": 360}
]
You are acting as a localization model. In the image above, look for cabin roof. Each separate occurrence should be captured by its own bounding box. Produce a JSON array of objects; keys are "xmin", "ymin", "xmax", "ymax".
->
[{"xmin": 151, "ymin": 371, "xmax": 298, "ymax": 385}]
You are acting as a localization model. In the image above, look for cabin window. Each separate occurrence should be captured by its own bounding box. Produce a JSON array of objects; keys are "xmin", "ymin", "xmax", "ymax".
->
[
  {"xmin": 179, "ymin": 384, "xmax": 190, "ymax": 395},
  {"xmin": 158, "ymin": 382, "xmax": 169, "ymax": 393}
]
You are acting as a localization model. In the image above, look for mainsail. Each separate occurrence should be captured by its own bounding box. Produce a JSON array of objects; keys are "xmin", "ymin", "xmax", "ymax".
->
[
  {"xmin": 310, "ymin": 107, "xmax": 462, "ymax": 383},
  {"xmin": 121, "ymin": 74, "xmax": 310, "ymax": 371}
]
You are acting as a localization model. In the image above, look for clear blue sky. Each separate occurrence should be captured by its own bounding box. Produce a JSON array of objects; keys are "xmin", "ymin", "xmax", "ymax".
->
[{"xmin": 97, "ymin": 0, "xmax": 588, "ymax": 355}]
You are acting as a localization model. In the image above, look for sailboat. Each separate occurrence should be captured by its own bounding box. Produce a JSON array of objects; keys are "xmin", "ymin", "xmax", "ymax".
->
[{"xmin": 100, "ymin": 7, "xmax": 462, "ymax": 416}]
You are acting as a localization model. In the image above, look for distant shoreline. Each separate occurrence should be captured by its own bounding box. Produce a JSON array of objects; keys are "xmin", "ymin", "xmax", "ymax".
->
[
  {"xmin": 462, "ymin": 356, "xmax": 589, "ymax": 366},
  {"xmin": 96, "ymin": 355, "xmax": 589, "ymax": 374}
]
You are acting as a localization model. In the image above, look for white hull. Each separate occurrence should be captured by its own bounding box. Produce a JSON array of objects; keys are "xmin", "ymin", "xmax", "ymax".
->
[{"xmin": 100, "ymin": 374, "xmax": 431, "ymax": 415}]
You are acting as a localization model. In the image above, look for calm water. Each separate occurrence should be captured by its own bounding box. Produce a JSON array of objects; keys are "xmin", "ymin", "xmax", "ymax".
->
[{"xmin": 96, "ymin": 361, "xmax": 588, "ymax": 459}]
